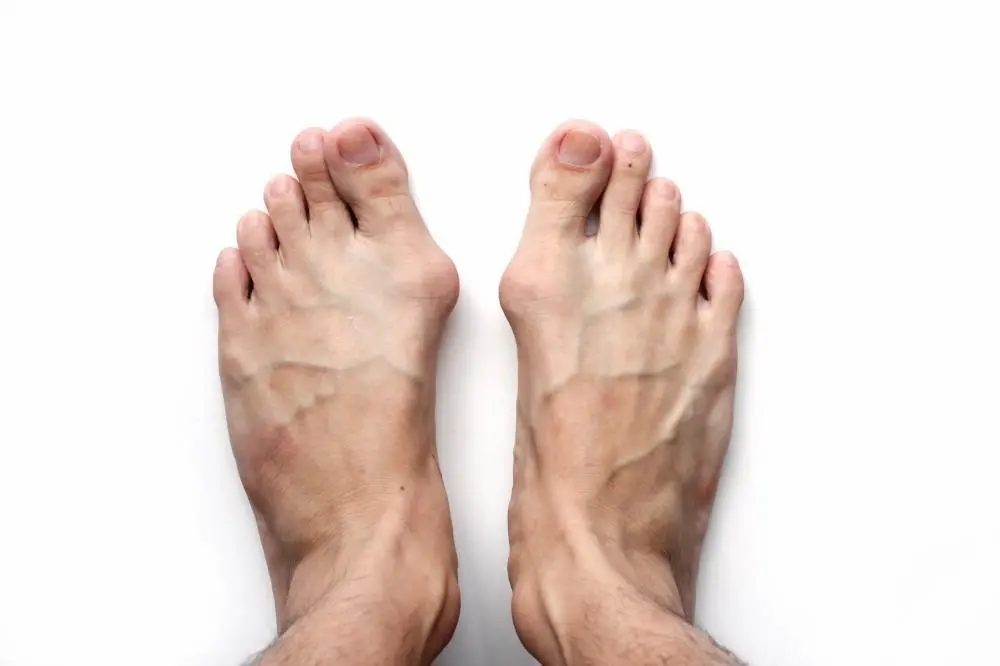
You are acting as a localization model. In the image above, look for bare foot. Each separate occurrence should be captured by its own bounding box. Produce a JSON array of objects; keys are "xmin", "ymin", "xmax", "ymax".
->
[
  {"xmin": 214, "ymin": 119, "xmax": 460, "ymax": 661},
  {"xmin": 502, "ymin": 121, "xmax": 744, "ymax": 660}
]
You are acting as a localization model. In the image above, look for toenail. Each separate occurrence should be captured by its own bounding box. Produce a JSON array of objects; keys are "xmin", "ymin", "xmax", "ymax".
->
[
  {"xmin": 269, "ymin": 178, "xmax": 289, "ymax": 196},
  {"xmin": 557, "ymin": 129, "xmax": 602, "ymax": 167},
  {"xmin": 337, "ymin": 125, "xmax": 381, "ymax": 166},
  {"xmin": 619, "ymin": 132, "xmax": 646, "ymax": 156},
  {"xmin": 657, "ymin": 179, "xmax": 678, "ymax": 200},
  {"xmin": 297, "ymin": 132, "xmax": 323, "ymax": 152}
]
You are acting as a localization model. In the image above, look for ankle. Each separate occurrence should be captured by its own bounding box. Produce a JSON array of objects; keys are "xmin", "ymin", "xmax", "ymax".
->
[
  {"xmin": 260, "ymin": 561, "xmax": 459, "ymax": 666},
  {"xmin": 511, "ymin": 535, "xmax": 689, "ymax": 665},
  {"xmin": 278, "ymin": 493, "xmax": 460, "ymax": 642},
  {"xmin": 510, "ymin": 506, "xmax": 687, "ymax": 658},
  {"xmin": 269, "ymin": 460, "xmax": 458, "ymax": 627},
  {"xmin": 512, "ymin": 487, "xmax": 686, "ymax": 609},
  {"xmin": 281, "ymin": 534, "xmax": 460, "ymax": 658}
]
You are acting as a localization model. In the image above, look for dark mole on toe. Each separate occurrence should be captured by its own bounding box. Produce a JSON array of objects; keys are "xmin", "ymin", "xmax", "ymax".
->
[
  {"xmin": 627, "ymin": 162, "xmax": 633, "ymax": 168},
  {"xmin": 400, "ymin": 485, "xmax": 405, "ymax": 491}
]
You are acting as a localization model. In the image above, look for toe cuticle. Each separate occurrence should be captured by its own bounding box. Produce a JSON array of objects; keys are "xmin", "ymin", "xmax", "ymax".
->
[
  {"xmin": 337, "ymin": 126, "xmax": 381, "ymax": 166},
  {"xmin": 557, "ymin": 129, "xmax": 602, "ymax": 167}
]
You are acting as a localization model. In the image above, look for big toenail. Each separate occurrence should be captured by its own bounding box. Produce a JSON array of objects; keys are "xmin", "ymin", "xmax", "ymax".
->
[
  {"xmin": 337, "ymin": 126, "xmax": 381, "ymax": 166},
  {"xmin": 620, "ymin": 132, "xmax": 646, "ymax": 156},
  {"xmin": 557, "ymin": 129, "xmax": 601, "ymax": 166},
  {"xmin": 297, "ymin": 132, "xmax": 323, "ymax": 152}
]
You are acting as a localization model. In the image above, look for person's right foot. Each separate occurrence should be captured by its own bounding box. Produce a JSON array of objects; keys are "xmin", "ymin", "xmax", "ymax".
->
[
  {"xmin": 502, "ymin": 121, "xmax": 744, "ymax": 658},
  {"xmin": 214, "ymin": 119, "xmax": 460, "ymax": 662}
]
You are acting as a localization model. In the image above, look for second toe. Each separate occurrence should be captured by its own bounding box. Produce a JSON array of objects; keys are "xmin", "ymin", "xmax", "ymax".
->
[{"xmin": 598, "ymin": 130, "xmax": 652, "ymax": 252}]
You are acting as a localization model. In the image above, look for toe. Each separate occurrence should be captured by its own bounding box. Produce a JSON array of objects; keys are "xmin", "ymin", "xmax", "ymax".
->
[
  {"xmin": 290, "ymin": 128, "xmax": 353, "ymax": 237},
  {"xmin": 213, "ymin": 247, "xmax": 250, "ymax": 314},
  {"xmin": 264, "ymin": 175, "xmax": 309, "ymax": 251},
  {"xmin": 670, "ymin": 212, "xmax": 712, "ymax": 288},
  {"xmin": 638, "ymin": 178, "xmax": 682, "ymax": 264},
  {"xmin": 323, "ymin": 118, "xmax": 424, "ymax": 236},
  {"xmin": 702, "ymin": 251, "xmax": 745, "ymax": 319},
  {"xmin": 236, "ymin": 211, "xmax": 280, "ymax": 286},
  {"xmin": 598, "ymin": 131, "xmax": 652, "ymax": 251},
  {"xmin": 525, "ymin": 121, "xmax": 613, "ymax": 238}
]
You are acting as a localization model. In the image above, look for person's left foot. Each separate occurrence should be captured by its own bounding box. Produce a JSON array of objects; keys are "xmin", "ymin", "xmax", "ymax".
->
[
  {"xmin": 214, "ymin": 119, "xmax": 460, "ymax": 659},
  {"xmin": 501, "ymin": 121, "xmax": 743, "ymax": 661}
]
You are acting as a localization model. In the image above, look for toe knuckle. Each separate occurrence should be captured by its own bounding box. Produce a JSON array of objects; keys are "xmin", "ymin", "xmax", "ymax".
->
[{"xmin": 219, "ymin": 341, "xmax": 254, "ymax": 384}]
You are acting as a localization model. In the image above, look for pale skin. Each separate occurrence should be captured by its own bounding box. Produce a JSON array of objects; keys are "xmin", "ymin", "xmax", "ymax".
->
[{"xmin": 214, "ymin": 118, "xmax": 745, "ymax": 665}]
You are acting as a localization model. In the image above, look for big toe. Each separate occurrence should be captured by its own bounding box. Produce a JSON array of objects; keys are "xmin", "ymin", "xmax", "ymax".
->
[
  {"xmin": 525, "ymin": 121, "xmax": 613, "ymax": 238},
  {"xmin": 322, "ymin": 118, "xmax": 424, "ymax": 236}
]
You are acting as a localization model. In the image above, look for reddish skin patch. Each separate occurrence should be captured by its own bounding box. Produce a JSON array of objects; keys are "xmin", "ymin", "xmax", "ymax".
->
[{"xmin": 239, "ymin": 423, "xmax": 299, "ymax": 501}]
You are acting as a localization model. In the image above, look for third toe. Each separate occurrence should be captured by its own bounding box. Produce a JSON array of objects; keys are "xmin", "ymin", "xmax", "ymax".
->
[
  {"xmin": 264, "ymin": 175, "xmax": 309, "ymax": 251},
  {"xmin": 638, "ymin": 178, "xmax": 682, "ymax": 263},
  {"xmin": 236, "ymin": 211, "xmax": 280, "ymax": 285}
]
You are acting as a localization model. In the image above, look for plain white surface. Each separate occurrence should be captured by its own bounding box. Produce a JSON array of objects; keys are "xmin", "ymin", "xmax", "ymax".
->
[{"xmin": 2, "ymin": 1, "xmax": 999, "ymax": 664}]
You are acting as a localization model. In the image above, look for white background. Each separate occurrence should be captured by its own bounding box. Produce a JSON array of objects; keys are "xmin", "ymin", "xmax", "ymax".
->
[{"xmin": 1, "ymin": 1, "xmax": 998, "ymax": 664}]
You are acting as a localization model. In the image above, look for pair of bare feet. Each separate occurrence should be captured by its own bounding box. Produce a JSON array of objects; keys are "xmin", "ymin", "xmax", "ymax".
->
[{"xmin": 214, "ymin": 118, "xmax": 745, "ymax": 665}]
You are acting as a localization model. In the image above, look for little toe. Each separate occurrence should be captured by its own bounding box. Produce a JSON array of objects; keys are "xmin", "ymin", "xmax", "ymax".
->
[
  {"xmin": 598, "ymin": 131, "xmax": 652, "ymax": 251},
  {"xmin": 323, "ymin": 118, "xmax": 424, "ymax": 236},
  {"xmin": 213, "ymin": 247, "xmax": 250, "ymax": 315},
  {"xmin": 264, "ymin": 175, "xmax": 309, "ymax": 251},
  {"xmin": 236, "ymin": 211, "xmax": 280, "ymax": 289},
  {"xmin": 701, "ymin": 251, "xmax": 745, "ymax": 321},
  {"xmin": 525, "ymin": 121, "xmax": 613, "ymax": 238},
  {"xmin": 670, "ymin": 212, "xmax": 713, "ymax": 290},
  {"xmin": 290, "ymin": 128, "xmax": 353, "ymax": 237},
  {"xmin": 638, "ymin": 178, "xmax": 682, "ymax": 264}
]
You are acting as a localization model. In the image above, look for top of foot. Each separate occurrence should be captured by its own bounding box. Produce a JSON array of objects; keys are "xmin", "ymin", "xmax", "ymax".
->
[
  {"xmin": 213, "ymin": 119, "xmax": 459, "ymax": 656},
  {"xmin": 503, "ymin": 121, "xmax": 744, "ymax": 649}
]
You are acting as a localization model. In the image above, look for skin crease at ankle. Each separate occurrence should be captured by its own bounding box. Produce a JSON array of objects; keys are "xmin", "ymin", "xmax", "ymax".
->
[{"xmin": 510, "ymin": 543, "xmax": 743, "ymax": 666}]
